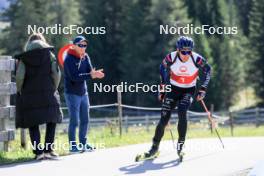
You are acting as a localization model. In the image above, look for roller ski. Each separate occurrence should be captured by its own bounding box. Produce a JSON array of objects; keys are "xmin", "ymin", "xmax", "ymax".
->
[
  {"xmin": 177, "ymin": 142, "xmax": 185, "ymax": 162},
  {"xmin": 135, "ymin": 145, "xmax": 160, "ymax": 162},
  {"xmin": 177, "ymin": 150, "xmax": 185, "ymax": 162}
]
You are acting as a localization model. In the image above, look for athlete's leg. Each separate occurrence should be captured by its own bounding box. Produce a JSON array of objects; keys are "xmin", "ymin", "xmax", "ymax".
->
[
  {"xmin": 177, "ymin": 93, "xmax": 193, "ymax": 152},
  {"xmin": 151, "ymin": 92, "xmax": 178, "ymax": 151}
]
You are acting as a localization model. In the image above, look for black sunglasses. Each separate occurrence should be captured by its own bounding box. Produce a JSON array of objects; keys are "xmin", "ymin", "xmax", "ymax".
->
[
  {"xmin": 77, "ymin": 44, "xmax": 87, "ymax": 48},
  {"xmin": 180, "ymin": 50, "xmax": 191, "ymax": 55}
]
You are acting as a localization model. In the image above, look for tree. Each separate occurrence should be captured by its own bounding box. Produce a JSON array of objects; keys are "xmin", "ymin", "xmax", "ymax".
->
[
  {"xmin": 234, "ymin": 0, "xmax": 253, "ymax": 36},
  {"xmin": 0, "ymin": 0, "xmax": 55, "ymax": 55},
  {"xmin": 119, "ymin": 0, "xmax": 190, "ymax": 106},
  {"xmin": 80, "ymin": 0, "xmax": 123, "ymax": 104},
  {"xmin": 184, "ymin": 0, "xmax": 246, "ymax": 110},
  {"xmin": 0, "ymin": 0, "xmax": 80, "ymax": 54},
  {"xmin": 248, "ymin": 0, "xmax": 264, "ymax": 105}
]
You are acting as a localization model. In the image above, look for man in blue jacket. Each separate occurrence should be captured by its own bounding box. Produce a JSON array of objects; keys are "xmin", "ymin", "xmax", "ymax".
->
[{"xmin": 64, "ymin": 36, "xmax": 104, "ymax": 153}]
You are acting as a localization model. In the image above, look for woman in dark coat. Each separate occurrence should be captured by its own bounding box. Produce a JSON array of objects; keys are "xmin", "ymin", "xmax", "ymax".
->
[{"xmin": 15, "ymin": 33, "xmax": 62, "ymax": 160}]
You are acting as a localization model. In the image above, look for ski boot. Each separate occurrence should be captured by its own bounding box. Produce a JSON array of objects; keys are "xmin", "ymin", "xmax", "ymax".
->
[
  {"xmin": 177, "ymin": 141, "xmax": 185, "ymax": 162},
  {"xmin": 135, "ymin": 144, "xmax": 160, "ymax": 162},
  {"xmin": 177, "ymin": 149, "xmax": 184, "ymax": 162}
]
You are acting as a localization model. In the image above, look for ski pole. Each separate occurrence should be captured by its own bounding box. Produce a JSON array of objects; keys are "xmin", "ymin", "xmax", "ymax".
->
[
  {"xmin": 200, "ymin": 100, "xmax": 225, "ymax": 149},
  {"xmin": 167, "ymin": 122, "xmax": 176, "ymax": 149}
]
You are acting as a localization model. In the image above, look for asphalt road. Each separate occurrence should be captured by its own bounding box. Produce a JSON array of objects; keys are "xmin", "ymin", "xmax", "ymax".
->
[{"xmin": 1, "ymin": 137, "xmax": 264, "ymax": 176}]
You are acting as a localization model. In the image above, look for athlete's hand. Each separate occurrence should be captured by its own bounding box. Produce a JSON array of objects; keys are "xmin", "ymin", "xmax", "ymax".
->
[
  {"xmin": 158, "ymin": 84, "xmax": 166, "ymax": 102},
  {"xmin": 196, "ymin": 90, "xmax": 206, "ymax": 101},
  {"xmin": 158, "ymin": 93, "xmax": 165, "ymax": 102},
  {"xmin": 91, "ymin": 68, "xmax": 105, "ymax": 79}
]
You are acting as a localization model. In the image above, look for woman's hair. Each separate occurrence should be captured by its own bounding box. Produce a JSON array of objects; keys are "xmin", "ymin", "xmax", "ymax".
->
[{"xmin": 24, "ymin": 33, "xmax": 47, "ymax": 51}]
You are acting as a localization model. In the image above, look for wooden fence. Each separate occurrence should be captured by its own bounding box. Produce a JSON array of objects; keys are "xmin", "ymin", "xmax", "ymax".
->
[
  {"xmin": 0, "ymin": 56, "xmax": 16, "ymax": 151},
  {"xmin": 60, "ymin": 107, "xmax": 264, "ymax": 136}
]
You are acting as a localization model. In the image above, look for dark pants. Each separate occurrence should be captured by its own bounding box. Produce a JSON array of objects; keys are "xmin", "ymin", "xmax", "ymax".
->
[
  {"xmin": 29, "ymin": 123, "xmax": 56, "ymax": 155},
  {"xmin": 153, "ymin": 86, "xmax": 195, "ymax": 151}
]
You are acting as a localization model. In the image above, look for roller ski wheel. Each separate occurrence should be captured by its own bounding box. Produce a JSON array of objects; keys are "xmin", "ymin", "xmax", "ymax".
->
[
  {"xmin": 135, "ymin": 151, "xmax": 160, "ymax": 162},
  {"xmin": 177, "ymin": 151, "xmax": 185, "ymax": 162}
]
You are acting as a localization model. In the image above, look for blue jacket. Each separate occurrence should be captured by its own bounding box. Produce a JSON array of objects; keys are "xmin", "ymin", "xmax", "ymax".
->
[{"xmin": 64, "ymin": 49, "xmax": 93, "ymax": 95}]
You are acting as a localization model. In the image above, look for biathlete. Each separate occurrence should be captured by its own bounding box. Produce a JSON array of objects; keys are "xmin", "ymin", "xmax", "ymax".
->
[{"xmin": 136, "ymin": 36, "xmax": 212, "ymax": 162}]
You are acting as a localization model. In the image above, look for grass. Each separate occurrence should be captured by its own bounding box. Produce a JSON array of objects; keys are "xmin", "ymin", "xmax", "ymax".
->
[{"xmin": 0, "ymin": 124, "xmax": 264, "ymax": 165}]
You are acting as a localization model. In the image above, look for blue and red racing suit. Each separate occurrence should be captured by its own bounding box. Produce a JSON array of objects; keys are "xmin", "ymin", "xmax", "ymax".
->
[{"xmin": 152, "ymin": 51, "xmax": 211, "ymax": 151}]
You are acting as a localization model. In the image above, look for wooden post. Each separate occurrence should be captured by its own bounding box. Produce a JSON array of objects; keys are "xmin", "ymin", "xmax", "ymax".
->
[
  {"xmin": 0, "ymin": 56, "xmax": 16, "ymax": 151},
  {"xmin": 125, "ymin": 116, "xmax": 128, "ymax": 133},
  {"xmin": 229, "ymin": 111, "xmax": 234, "ymax": 136},
  {"xmin": 255, "ymin": 107, "xmax": 260, "ymax": 128},
  {"xmin": 145, "ymin": 116, "xmax": 149, "ymax": 132},
  {"xmin": 117, "ymin": 86, "xmax": 122, "ymax": 137},
  {"xmin": 186, "ymin": 111, "xmax": 189, "ymax": 128},
  {"xmin": 0, "ymin": 118, "xmax": 8, "ymax": 151},
  {"xmin": 20, "ymin": 129, "xmax": 27, "ymax": 149},
  {"xmin": 209, "ymin": 104, "xmax": 214, "ymax": 134}
]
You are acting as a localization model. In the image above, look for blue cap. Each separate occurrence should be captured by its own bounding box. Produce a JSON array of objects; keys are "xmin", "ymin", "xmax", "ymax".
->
[{"xmin": 73, "ymin": 36, "xmax": 87, "ymax": 45}]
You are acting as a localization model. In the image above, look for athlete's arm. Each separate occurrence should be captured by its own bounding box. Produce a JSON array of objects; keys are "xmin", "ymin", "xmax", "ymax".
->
[
  {"xmin": 196, "ymin": 56, "xmax": 211, "ymax": 90},
  {"xmin": 160, "ymin": 53, "xmax": 173, "ymax": 85},
  {"xmin": 158, "ymin": 53, "xmax": 173, "ymax": 101}
]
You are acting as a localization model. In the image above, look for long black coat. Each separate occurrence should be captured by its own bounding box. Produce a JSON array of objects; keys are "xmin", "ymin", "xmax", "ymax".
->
[{"xmin": 15, "ymin": 48, "xmax": 62, "ymax": 128}]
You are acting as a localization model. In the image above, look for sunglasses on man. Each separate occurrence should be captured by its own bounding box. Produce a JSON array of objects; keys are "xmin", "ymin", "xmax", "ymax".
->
[
  {"xmin": 180, "ymin": 50, "xmax": 192, "ymax": 55},
  {"xmin": 77, "ymin": 44, "xmax": 87, "ymax": 48}
]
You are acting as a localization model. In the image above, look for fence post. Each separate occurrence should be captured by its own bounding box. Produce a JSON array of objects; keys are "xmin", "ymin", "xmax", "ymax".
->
[
  {"xmin": 255, "ymin": 107, "xmax": 260, "ymax": 128},
  {"xmin": 0, "ymin": 56, "xmax": 16, "ymax": 151},
  {"xmin": 20, "ymin": 129, "xmax": 27, "ymax": 149},
  {"xmin": 209, "ymin": 104, "xmax": 214, "ymax": 134},
  {"xmin": 145, "ymin": 116, "xmax": 149, "ymax": 132},
  {"xmin": 125, "ymin": 116, "xmax": 128, "ymax": 133},
  {"xmin": 229, "ymin": 111, "xmax": 234, "ymax": 136},
  {"xmin": 117, "ymin": 86, "xmax": 122, "ymax": 137}
]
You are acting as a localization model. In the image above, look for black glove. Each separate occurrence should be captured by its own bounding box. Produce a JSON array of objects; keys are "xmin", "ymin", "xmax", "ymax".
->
[{"xmin": 196, "ymin": 89, "xmax": 206, "ymax": 101}]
